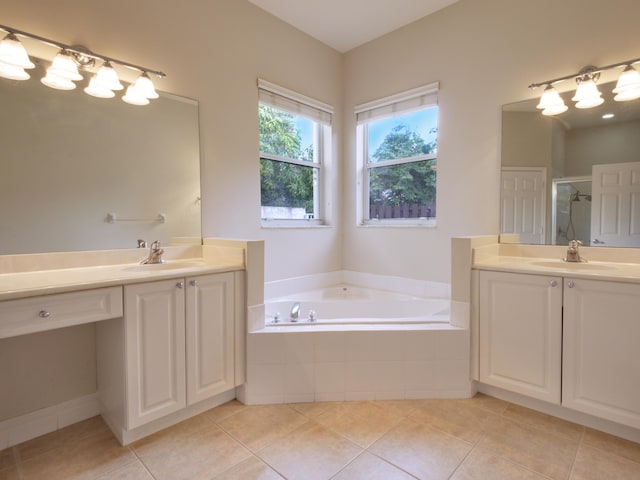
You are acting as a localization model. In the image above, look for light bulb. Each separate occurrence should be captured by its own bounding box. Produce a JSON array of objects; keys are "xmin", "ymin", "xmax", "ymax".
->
[
  {"xmin": 0, "ymin": 33, "xmax": 35, "ymax": 69},
  {"xmin": 542, "ymin": 103, "xmax": 568, "ymax": 116},
  {"xmin": 536, "ymin": 85, "xmax": 567, "ymax": 115},
  {"xmin": 613, "ymin": 65, "xmax": 640, "ymax": 101},
  {"xmin": 84, "ymin": 76, "xmax": 115, "ymax": 98},
  {"xmin": 41, "ymin": 72, "xmax": 76, "ymax": 90},
  {"xmin": 92, "ymin": 61, "xmax": 123, "ymax": 91},
  {"xmin": 133, "ymin": 72, "xmax": 159, "ymax": 99},
  {"xmin": 46, "ymin": 50, "xmax": 83, "ymax": 81},
  {"xmin": 122, "ymin": 85, "xmax": 149, "ymax": 105},
  {"xmin": 0, "ymin": 62, "xmax": 30, "ymax": 80},
  {"xmin": 572, "ymin": 78, "xmax": 603, "ymax": 108}
]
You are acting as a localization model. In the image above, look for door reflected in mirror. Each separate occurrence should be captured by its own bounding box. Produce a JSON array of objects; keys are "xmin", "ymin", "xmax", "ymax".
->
[{"xmin": 501, "ymin": 80, "xmax": 640, "ymax": 247}]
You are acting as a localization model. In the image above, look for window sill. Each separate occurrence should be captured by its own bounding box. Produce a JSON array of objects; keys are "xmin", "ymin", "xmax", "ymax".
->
[
  {"xmin": 261, "ymin": 220, "xmax": 330, "ymax": 229},
  {"xmin": 358, "ymin": 219, "xmax": 437, "ymax": 228}
]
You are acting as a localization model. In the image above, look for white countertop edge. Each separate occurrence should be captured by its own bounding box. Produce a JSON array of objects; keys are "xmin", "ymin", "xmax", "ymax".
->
[
  {"xmin": 473, "ymin": 256, "xmax": 640, "ymax": 283},
  {"xmin": 0, "ymin": 260, "xmax": 244, "ymax": 301}
]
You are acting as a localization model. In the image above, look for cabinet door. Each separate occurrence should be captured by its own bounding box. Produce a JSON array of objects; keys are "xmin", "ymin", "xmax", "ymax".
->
[
  {"xmin": 479, "ymin": 270, "xmax": 562, "ymax": 403},
  {"xmin": 185, "ymin": 272, "xmax": 235, "ymax": 405},
  {"xmin": 125, "ymin": 279, "xmax": 186, "ymax": 429},
  {"xmin": 563, "ymin": 278, "xmax": 640, "ymax": 428}
]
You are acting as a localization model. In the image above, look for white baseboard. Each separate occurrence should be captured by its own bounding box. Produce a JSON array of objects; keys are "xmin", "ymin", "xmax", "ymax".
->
[
  {"xmin": 0, "ymin": 393, "xmax": 100, "ymax": 449},
  {"xmin": 478, "ymin": 383, "xmax": 640, "ymax": 444}
]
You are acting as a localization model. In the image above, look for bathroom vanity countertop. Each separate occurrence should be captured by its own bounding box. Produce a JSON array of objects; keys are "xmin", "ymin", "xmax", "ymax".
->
[
  {"xmin": 473, "ymin": 255, "xmax": 640, "ymax": 283},
  {"xmin": 0, "ymin": 259, "xmax": 244, "ymax": 301}
]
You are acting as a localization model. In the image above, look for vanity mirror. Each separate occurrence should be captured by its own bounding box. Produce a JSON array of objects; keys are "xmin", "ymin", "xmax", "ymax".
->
[
  {"xmin": 0, "ymin": 59, "xmax": 201, "ymax": 255},
  {"xmin": 500, "ymin": 80, "xmax": 640, "ymax": 247}
]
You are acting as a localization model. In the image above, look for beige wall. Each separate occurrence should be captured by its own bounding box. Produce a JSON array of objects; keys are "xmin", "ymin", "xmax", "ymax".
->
[
  {"xmin": 501, "ymin": 111, "xmax": 553, "ymax": 169},
  {"xmin": 565, "ymin": 119, "xmax": 640, "ymax": 176},
  {"xmin": 343, "ymin": 0, "xmax": 640, "ymax": 283}
]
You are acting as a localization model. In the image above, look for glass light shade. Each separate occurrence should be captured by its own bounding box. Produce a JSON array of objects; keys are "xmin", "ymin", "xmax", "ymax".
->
[
  {"xmin": 133, "ymin": 72, "xmax": 159, "ymax": 99},
  {"xmin": 122, "ymin": 85, "xmax": 149, "ymax": 105},
  {"xmin": 84, "ymin": 76, "xmax": 115, "ymax": 98},
  {"xmin": 0, "ymin": 62, "xmax": 30, "ymax": 80},
  {"xmin": 47, "ymin": 51, "xmax": 83, "ymax": 81},
  {"xmin": 542, "ymin": 103, "xmax": 568, "ymax": 116},
  {"xmin": 536, "ymin": 85, "xmax": 566, "ymax": 112},
  {"xmin": 0, "ymin": 33, "xmax": 35, "ymax": 69},
  {"xmin": 572, "ymin": 79, "xmax": 603, "ymax": 108},
  {"xmin": 613, "ymin": 65, "xmax": 640, "ymax": 101},
  {"xmin": 614, "ymin": 88, "xmax": 640, "ymax": 102},
  {"xmin": 41, "ymin": 72, "xmax": 76, "ymax": 90},
  {"xmin": 93, "ymin": 62, "xmax": 123, "ymax": 91}
]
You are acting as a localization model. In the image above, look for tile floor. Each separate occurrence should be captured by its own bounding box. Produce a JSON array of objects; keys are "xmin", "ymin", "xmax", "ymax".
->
[{"xmin": 1, "ymin": 394, "xmax": 640, "ymax": 479}]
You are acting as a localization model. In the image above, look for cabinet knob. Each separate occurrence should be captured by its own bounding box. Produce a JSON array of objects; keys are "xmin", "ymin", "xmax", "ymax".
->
[
  {"xmin": 189, "ymin": 280, "xmax": 197, "ymax": 287},
  {"xmin": 567, "ymin": 280, "xmax": 575, "ymax": 288},
  {"xmin": 176, "ymin": 281, "xmax": 184, "ymax": 289},
  {"xmin": 38, "ymin": 310, "xmax": 51, "ymax": 318},
  {"xmin": 550, "ymin": 280, "xmax": 557, "ymax": 287}
]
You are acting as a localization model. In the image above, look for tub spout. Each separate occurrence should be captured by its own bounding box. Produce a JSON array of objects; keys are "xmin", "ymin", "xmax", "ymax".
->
[{"xmin": 290, "ymin": 302, "xmax": 300, "ymax": 322}]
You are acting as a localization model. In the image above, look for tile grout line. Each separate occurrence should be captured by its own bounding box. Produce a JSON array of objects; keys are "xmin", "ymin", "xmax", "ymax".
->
[
  {"xmin": 446, "ymin": 436, "xmax": 482, "ymax": 479},
  {"xmin": 12, "ymin": 446, "xmax": 23, "ymax": 480},
  {"xmin": 129, "ymin": 445, "xmax": 158, "ymax": 480},
  {"xmin": 360, "ymin": 449, "xmax": 422, "ymax": 480},
  {"xmin": 567, "ymin": 428, "xmax": 585, "ymax": 480}
]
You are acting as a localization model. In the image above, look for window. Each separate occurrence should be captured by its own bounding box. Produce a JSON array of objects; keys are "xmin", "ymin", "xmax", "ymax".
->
[
  {"xmin": 356, "ymin": 83, "xmax": 439, "ymax": 225},
  {"xmin": 258, "ymin": 79, "xmax": 333, "ymax": 225}
]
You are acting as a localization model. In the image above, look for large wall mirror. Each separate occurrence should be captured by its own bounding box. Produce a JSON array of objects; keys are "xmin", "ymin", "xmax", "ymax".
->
[
  {"xmin": 0, "ymin": 59, "xmax": 201, "ymax": 255},
  {"xmin": 500, "ymin": 80, "xmax": 640, "ymax": 248}
]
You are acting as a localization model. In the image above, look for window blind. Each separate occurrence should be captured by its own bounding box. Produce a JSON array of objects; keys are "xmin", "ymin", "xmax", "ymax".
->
[
  {"xmin": 355, "ymin": 82, "xmax": 439, "ymax": 124},
  {"xmin": 258, "ymin": 79, "xmax": 333, "ymax": 126}
]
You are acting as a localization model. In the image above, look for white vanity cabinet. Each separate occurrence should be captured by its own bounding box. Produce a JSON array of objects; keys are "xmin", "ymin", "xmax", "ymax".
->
[
  {"xmin": 478, "ymin": 270, "xmax": 562, "ymax": 404},
  {"xmin": 185, "ymin": 272, "xmax": 235, "ymax": 405},
  {"xmin": 563, "ymin": 278, "xmax": 640, "ymax": 429},
  {"xmin": 478, "ymin": 270, "xmax": 640, "ymax": 429},
  {"xmin": 99, "ymin": 271, "xmax": 239, "ymax": 441},
  {"xmin": 124, "ymin": 278, "xmax": 187, "ymax": 428}
]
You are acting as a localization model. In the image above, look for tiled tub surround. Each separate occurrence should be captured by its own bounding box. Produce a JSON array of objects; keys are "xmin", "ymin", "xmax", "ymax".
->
[
  {"xmin": 0, "ymin": 238, "xmax": 258, "ymax": 449},
  {"xmin": 239, "ymin": 271, "xmax": 473, "ymax": 405}
]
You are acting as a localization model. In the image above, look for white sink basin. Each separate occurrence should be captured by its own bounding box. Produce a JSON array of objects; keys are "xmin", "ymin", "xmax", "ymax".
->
[
  {"xmin": 124, "ymin": 261, "xmax": 207, "ymax": 272},
  {"xmin": 531, "ymin": 261, "xmax": 618, "ymax": 271}
]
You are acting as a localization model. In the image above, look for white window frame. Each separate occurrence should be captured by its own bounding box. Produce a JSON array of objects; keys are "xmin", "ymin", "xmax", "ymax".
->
[
  {"xmin": 258, "ymin": 79, "xmax": 333, "ymax": 227},
  {"xmin": 355, "ymin": 82, "xmax": 439, "ymax": 227}
]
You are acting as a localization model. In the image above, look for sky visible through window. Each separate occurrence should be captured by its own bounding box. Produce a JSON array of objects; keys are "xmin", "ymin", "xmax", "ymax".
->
[
  {"xmin": 367, "ymin": 108, "xmax": 438, "ymax": 161},
  {"xmin": 295, "ymin": 116, "xmax": 314, "ymax": 158}
]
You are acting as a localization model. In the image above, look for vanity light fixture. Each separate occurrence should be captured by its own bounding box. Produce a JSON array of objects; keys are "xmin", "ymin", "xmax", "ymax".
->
[
  {"xmin": 0, "ymin": 23, "xmax": 165, "ymax": 106},
  {"xmin": 529, "ymin": 57, "xmax": 640, "ymax": 115}
]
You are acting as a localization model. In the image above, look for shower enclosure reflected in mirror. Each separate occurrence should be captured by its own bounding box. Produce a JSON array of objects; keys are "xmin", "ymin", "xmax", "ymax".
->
[
  {"xmin": 500, "ymin": 80, "xmax": 640, "ymax": 247},
  {"xmin": 552, "ymin": 177, "xmax": 591, "ymax": 246}
]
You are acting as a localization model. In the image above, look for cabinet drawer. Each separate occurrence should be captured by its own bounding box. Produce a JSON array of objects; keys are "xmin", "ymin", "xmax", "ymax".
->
[{"xmin": 0, "ymin": 287, "xmax": 123, "ymax": 339}]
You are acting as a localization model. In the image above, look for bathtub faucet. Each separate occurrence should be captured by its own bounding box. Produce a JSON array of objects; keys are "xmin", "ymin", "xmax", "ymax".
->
[{"xmin": 290, "ymin": 302, "xmax": 300, "ymax": 322}]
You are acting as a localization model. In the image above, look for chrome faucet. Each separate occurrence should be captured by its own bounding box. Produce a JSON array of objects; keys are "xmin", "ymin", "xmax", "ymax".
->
[
  {"xmin": 290, "ymin": 302, "xmax": 300, "ymax": 322},
  {"xmin": 141, "ymin": 240, "xmax": 165, "ymax": 264},
  {"xmin": 563, "ymin": 239, "xmax": 582, "ymax": 262}
]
